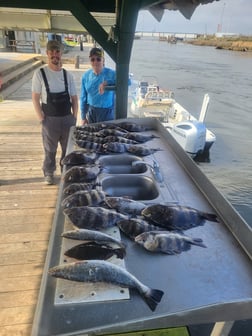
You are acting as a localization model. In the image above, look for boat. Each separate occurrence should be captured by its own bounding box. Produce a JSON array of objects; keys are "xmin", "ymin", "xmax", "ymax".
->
[{"xmin": 129, "ymin": 77, "xmax": 216, "ymax": 162}]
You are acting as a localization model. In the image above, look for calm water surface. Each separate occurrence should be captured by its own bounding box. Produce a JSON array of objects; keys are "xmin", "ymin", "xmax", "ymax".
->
[{"xmin": 127, "ymin": 39, "xmax": 252, "ymax": 225}]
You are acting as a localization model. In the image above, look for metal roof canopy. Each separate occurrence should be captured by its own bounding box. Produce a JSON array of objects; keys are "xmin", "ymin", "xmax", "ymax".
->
[{"xmin": 0, "ymin": 0, "xmax": 218, "ymax": 119}]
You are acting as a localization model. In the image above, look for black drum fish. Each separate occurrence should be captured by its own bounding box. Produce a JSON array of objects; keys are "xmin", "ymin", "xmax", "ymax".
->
[
  {"xmin": 102, "ymin": 142, "xmax": 128, "ymax": 153},
  {"xmin": 141, "ymin": 204, "xmax": 219, "ymax": 230},
  {"xmin": 105, "ymin": 197, "xmax": 146, "ymax": 216},
  {"xmin": 124, "ymin": 133, "xmax": 159, "ymax": 143},
  {"xmin": 63, "ymin": 182, "xmax": 98, "ymax": 196},
  {"xmin": 49, "ymin": 260, "xmax": 164, "ymax": 311},
  {"xmin": 64, "ymin": 206, "xmax": 129, "ymax": 230},
  {"xmin": 61, "ymin": 190, "xmax": 106, "ymax": 209},
  {"xmin": 126, "ymin": 145, "xmax": 162, "ymax": 156},
  {"xmin": 135, "ymin": 230, "xmax": 206, "ymax": 255},
  {"xmin": 116, "ymin": 122, "xmax": 153, "ymax": 132},
  {"xmin": 117, "ymin": 218, "xmax": 166, "ymax": 240},
  {"xmin": 62, "ymin": 151, "xmax": 98, "ymax": 166},
  {"xmin": 64, "ymin": 241, "xmax": 126, "ymax": 260},
  {"xmin": 63, "ymin": 165, "xmax": 101, "ymax": 183}
]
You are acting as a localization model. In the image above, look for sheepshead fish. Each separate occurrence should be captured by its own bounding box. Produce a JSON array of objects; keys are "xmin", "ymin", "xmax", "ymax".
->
[
  {"xmin": 62, "ymin": 229, "xmax": 126, "ymax": 248},
  {"xmin": 124, "ymin": 132, "xmax": 159, "ymax": 143},
  {"xmin": 105, "ymin": 197, "xmax": 146, "ymax": 216},
  {"xmin": 49, "ymin": 260, "xmax": 164, "ymax": 311},
  {"xmin": 104, "ymin": 135, "xmax": 138, "ymax": 144},
  {"xmin": 98, "ymin": 129, "xmax": 127, "ymax": 137},
  {"xmin": 117, "ymin": 218, "xmax": 166, "ymax": 240},
  {"xmin": 63, "ymin": 165, "xmax": 101, "ymax": 183},
  {"xmin": 142, "ymin": 204, "xmax": 219, "ymax": 230},
  {"xmin": 116, "ymin": 122, "xmax": 153, "ymax": 132},
  {"xmin": 126, "ymin": 145, "xmax": 162, "ymax": 156},
  {"xmin": 75, "ymin": 124, "xmax": 102, "ymax": 132},
  {"xmin": 64, "ymin": 206, "xmax": 129, "ymax": 230},
  {"xmin": 75, "ymin": 139, "xmax": 106, "ymax": 152},
  {"xmin": 64, "ymin": 242, "xmax": 126, "ymax": 260},
  {"xmin": 135, "ymin": 231, "xmax": 206, "ymax": 255},
  {"xmin": 103, "ymin": 142, "xmax": 128, "ymax": 153},
  {"xmin": 63, "ymin": 182, "xmax": 98, "ymax": 196},
  {"xmin": 62, "ymin": 151, "xmax": 98, "ymax": 166},
  {"xmin": 61, "ymin": 190, "xmax": 106, "ymax": 209}
]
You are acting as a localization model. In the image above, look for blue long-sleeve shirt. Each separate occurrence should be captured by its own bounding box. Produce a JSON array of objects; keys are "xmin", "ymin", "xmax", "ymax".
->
[{"xmin": 80, "ymin": 67, "xmax": 116, "ymax": 120}]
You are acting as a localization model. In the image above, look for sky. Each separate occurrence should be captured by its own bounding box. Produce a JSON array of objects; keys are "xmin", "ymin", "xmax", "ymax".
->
[{"xmin": 136, "ymin": 0, "xmax": 251, "ymax": 35}]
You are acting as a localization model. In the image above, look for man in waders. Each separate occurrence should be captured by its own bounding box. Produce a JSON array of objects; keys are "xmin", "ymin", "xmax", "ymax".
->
[{"xmin": 32, "ymin": 40, "xmax": 78, "ymax": 185}]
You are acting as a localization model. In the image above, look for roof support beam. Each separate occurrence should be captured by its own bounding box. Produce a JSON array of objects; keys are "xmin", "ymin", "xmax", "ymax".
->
[
  {"xmin": 69, "ymin": 1, "xmax": 117, "ymax": 61},
  {"xmin": 115, "ymin": 0, "xmax": 141, "ymax": 119}
]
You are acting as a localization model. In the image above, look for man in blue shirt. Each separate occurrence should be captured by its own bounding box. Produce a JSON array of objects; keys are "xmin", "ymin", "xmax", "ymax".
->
[{"xmin": 80, "ymin": 48, "xmax": 116, "ymax": 124}]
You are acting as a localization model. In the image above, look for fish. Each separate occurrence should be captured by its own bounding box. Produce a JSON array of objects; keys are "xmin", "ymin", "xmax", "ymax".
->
[
  {"xmin": 117, "ymin": 218, "xmax": 166, "ymax": 240},
  {"xmin": 124, "ymin": 133, "xmax": 159, "ymax": 143},
  {"xmin": 62, "ymin": 228, "xmax": 126, "ymax": 248},
  {"xmin": 61, "ymin": 190, "xmax": 106, "ymax": 209},
  {"xmin": 75, "ymin": 140, "xmax": 105, "ymax": 152},
  {"xmin": 75, "ymin": 124, "xmax": 103, "ymax": 132},
  {"xmin": 73, "ymin": 134, "xmax": 106, "ymax": 144},
  {"xmin": 141, "ymin": 204, "xmax": 219, "ymax": 230},
  {"xmin": 126, "ymin": 144, "xmax": 162, "ymax": 156},
  {"xmin": 64, "ymin": 206, "xmax": 129, "ymax": 229},
  {"xmin": 63, "ymin": 165, "xmax": 101, "ymax": 183},
  {"xmin": 64, "ymin": 242, "xmax": 126, "ymax": 260},
  {"xmin": 135, "ymin": 230, "xmax": 206, "ymax": 254},
  {"xmin": 105, "ymin": 196, "xmax": 146, "ymax": 216},
  {"xmin": 63, "ymin": 182, "xmax": 98, "ymax": 196},
  {"xmin": 103, "ymin": 142, "xmax": 128, "ymax": 153},
  {"xmin": 48, "ymin": 260, "xmax": 164, "ymax": 311},
  {"xmin": 103, "ymin": 135, "xmax": 138, "ymax": 144},
  {"xmin": 62, "ymin": 151, "xmax": 98, "ymax": 165},
  {"xmin": 116, "ymin": 122, "xmax": 153, "ymax": 132},
  {"xmin": 98, "ymin": 128, "xmax": 127, "ymax": 137}
]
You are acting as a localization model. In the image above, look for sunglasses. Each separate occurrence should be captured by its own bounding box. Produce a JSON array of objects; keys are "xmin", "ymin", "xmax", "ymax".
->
[{"xmin": 90, "ymin": 57, "xmax": 102, "ymax": 62}]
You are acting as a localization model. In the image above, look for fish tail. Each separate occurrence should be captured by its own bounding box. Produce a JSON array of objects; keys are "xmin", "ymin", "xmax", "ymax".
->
[
  {"xmin": 190, "ymin": 238, "xmax": 207, "ymax": 248},
  {"xmin": 201, "ymin": 212, "xmax": 219, "ymax": 222},
  {"xmin": 115, "ymin": 247, "xmax": 126, "ymax": 259},
  {"xmin": 143, "ymin": 288, "xmax": 164, "ymax": 311}
]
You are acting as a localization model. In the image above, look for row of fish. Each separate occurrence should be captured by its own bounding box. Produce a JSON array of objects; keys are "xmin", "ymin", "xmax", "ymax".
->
[
  {"xmin": 50, "ymin": 121, "xmax": 166, "ymax": 311},
  {"xmin": 49, "ymin": 121, "xmax": 219, "ymax": 312}
]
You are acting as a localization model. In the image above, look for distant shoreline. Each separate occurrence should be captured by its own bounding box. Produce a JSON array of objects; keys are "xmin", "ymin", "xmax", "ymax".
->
[{"xmin": 186, "ymin": 37, "xmax": 252, "ymax": 52}]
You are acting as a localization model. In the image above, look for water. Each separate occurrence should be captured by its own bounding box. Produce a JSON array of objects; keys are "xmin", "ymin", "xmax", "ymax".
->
[{"xmin": 128, "ymin": 38, "xmax": 252, "ymax": 225}]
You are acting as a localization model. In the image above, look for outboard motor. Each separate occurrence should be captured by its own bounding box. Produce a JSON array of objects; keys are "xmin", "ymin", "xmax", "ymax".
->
[{"xmin": 170, "ymin": 120, "xmax": 206, "ymax": 158}]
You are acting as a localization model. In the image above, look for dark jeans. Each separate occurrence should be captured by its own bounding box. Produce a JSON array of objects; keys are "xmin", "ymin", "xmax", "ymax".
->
[
  {"xmin": 87, "ymin": 106, "xmax": 114, "ymax": 123},
  {"xmin": 41, "ymin": 114, "xmax": 76, "ymax": 176}
]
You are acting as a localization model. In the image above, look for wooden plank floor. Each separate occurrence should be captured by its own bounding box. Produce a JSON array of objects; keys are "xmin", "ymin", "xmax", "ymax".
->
[
  {"xmin": 0, "ymin": 59, "xmax": 88, "ymax": 335},
  {"xmin": 0, "ymin": 77, "xmax": 61, "ymax": 335}
]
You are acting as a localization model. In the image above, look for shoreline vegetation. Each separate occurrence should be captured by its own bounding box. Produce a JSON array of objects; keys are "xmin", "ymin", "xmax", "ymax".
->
[{"xmin": 185, "ymin": 36, "xmax": 252, "ymax": 52}]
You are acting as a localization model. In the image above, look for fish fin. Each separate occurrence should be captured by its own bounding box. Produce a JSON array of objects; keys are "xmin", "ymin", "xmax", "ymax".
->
[
  {"xmin": 190, "ymin": 238, "xmax": 207, "ymax": 248},
  {"xmin": 201, "ymin": 212, "xmax": 219, "ymax": 222},
  {"xmin": 143, "ymin": 288, "xmax": 164, "ymax": 311},
  {"xmin": 115, "ymin": 247, "xmax": 126, "ymax": 259}
]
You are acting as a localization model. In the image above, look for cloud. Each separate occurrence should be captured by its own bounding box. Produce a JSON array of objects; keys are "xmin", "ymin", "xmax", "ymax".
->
[{"xmin": 136, "ymin": 0, "xmax": 252, "ymax": 35}]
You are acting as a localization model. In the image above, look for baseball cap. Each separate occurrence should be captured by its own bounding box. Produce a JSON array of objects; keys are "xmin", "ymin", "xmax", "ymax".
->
[
  {"xmin": 89, "ymin": 47, "xmax": 104, "ymax": 58},
  {"xmin": 46, "ymin": 40, "xmax": 63, "ymax": 51}
]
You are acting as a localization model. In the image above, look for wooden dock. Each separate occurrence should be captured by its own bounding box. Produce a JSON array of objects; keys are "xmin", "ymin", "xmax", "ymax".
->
[
  {"xmin": 0, "ymin": 55, "xmax": 89, "ymax": 335},
  {"xmin": 0, "ymin": 77, "xmax": 60, "ymax": 335},
  {"xmin": 0, "ymin": 54, "xmax": 191, "ymax": 336}
]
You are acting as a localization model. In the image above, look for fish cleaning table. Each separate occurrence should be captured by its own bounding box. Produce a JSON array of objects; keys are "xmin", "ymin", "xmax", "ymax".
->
[{"xmin": 32, "ymin": 118, "xmax": 252, "ymax": 336}]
